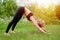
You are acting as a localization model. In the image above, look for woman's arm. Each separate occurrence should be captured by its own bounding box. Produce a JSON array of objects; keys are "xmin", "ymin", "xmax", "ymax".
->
[
  {"xmin": 24, "ymin": 7, "xmax": 47, "ymax": 33},
  {"xmin": 30, "ymin": 16, "xmax": 46, "ymax": 33}
]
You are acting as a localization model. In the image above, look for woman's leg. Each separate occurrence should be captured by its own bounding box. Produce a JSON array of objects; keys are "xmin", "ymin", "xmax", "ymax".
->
[
  {"xmin": 5, "ymin": 16, "xmax": 17, "ymax": 33},
  {"xmin": 12, "ymin": 22, "xmax": 17, "ymax": 31},
  {"xmin": 5, "ymin": 7, "xmax": 25, "ymax": 33},
  {"xmin": 5, "ymin": 17, "xmax": 19, "ymax": 35},
  {"xmin": 6, "ymin": 19, "xmax": 15, "ymax": 33},
  {"xmin": 11, "ymin": 17, "xmax": 20, "ymax": 31},
  {"xmin": 11, "ymin": 6, "xmax": 25, "ymax": 30},
  {"xmin": 5, "ymin": 12, "xmax": 20, "ymax": 33},
  {"xmin": 6, "ymin": 14, "xmax": 23, "ymax": 33}
]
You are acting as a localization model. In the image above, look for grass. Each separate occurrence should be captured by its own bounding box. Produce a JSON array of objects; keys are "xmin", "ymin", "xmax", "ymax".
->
[{"xmin": 0, "ymin": 18, "xmax": 60, "ymax": 40}]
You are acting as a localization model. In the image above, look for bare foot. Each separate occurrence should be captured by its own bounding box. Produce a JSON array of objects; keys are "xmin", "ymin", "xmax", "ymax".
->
[
  {"xmin": 4, "ymin": 32, "xmax": 9, "ymax": 36},
  {"xmin": 12, "ymin": 31, "xmax": 15, "ymax": 34}
]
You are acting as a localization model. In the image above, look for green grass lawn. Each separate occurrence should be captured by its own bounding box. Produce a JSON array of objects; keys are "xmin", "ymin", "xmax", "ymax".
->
[{"xmin": 0, "ymin": 19, "xmax": 60, "ymax": 40}]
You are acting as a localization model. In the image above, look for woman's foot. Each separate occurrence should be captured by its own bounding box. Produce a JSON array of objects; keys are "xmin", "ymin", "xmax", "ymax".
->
[
  {"xmin": 4, "ymin": 32, "xmax": 9, "ymax": 36},
  {"xmin": 12, "ymin": 31, "xmax": 15, "ymax": 34}
]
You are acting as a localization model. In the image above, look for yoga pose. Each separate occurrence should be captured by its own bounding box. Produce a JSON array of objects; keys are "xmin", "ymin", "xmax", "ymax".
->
[{"xmin": 5, "ymin": 7, "xmax": 47, "ymax": 35}]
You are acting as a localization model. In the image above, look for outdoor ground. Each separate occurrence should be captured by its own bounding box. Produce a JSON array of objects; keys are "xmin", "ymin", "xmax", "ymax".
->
[{"xmin": 0, "ymin": 19, "xmax": 60, "ymax": 40}]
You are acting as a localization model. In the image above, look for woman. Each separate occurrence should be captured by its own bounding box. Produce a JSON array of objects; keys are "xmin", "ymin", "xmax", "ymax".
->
[{"xmin": 5, "ymin": 7, "xmax": 47, "ymax": 35}]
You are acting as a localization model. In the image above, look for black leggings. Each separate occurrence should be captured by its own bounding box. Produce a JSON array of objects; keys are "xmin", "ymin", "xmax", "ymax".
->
[{"xmin": 6, "ymin": 7, "xmax": 25, "ymax": 33}]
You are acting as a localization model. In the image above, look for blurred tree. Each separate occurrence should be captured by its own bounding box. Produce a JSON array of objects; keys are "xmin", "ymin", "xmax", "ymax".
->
[
  {"xmin": 0, "ymin": 0, "xmax": 17, "ymax": 18},
  {"xmin": 27, "ymin": 3, "xmax": 59, "ymax": 24},
  {"xmin": 55, "ymin": 4, "xmax": 60, "ymax": 20}
]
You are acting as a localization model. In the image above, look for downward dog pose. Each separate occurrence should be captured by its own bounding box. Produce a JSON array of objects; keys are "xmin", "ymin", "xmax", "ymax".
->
[{"xmin": 5, "ymin": 7, "xmax": 47, "ymax": 35}]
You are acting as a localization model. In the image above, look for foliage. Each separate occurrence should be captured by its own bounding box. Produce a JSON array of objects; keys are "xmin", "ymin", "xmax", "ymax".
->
[
  {"xmin": 55, "ymin": 4, "xmax": 60, "ymax": 20},
  {"xmin": 0, "ymin": 0, "xmax": 60, "ymax": 24},
  {"xmin": 0, "ymin": 0, "xmax": 17, "ymax": 18},
  {"xmin": 28, "ymin": 3, "xmax": 60, "ymax": 24}
]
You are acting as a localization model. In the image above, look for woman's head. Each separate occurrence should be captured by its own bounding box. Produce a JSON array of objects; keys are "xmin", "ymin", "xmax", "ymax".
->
[{"xmin": 37, "ymin": 19, "xmax": 45, "ymax": 27}]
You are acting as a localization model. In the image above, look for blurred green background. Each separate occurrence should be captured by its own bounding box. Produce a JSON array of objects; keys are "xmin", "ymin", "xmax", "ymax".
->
[
  {"xmin": 0, "ymin": 0, "xmax": 60, "ymax": 24},
  {"xmin": 0, "ymin": 0, "xmax": 60, "ymax": 40}
]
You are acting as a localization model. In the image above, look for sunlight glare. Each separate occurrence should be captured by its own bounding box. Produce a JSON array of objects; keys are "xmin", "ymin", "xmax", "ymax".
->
[{"xmin": 35, "ymin": 0, "xmax": 60, "ymax": 8}]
